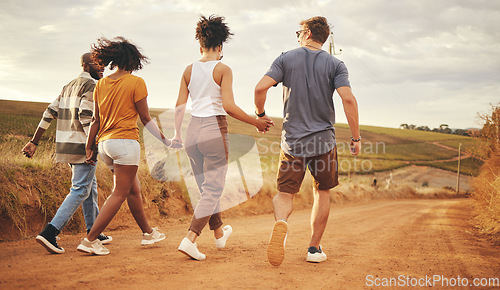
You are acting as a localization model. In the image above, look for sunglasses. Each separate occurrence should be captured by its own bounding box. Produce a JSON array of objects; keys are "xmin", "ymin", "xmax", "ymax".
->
[{"xmin": 296, "ymin": 29, "xmax": 308, "ymax": 38}]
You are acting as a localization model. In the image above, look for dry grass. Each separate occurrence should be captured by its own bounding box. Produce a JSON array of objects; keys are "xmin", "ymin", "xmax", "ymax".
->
[
  {"xmin": 471, "ymin": 154, "xmax": 500, "ymax": 243},
  {"xmin": 469, "ymin": 104, "xmax": 500, "ymax": 243}
]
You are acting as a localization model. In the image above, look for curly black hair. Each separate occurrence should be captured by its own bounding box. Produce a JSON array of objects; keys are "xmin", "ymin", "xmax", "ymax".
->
[
  {"xmin": 91, "ymin": 36, "xmax": 149, "ymax": 71},
  {"xmin": 195, "ymin": 15, "xmax": 233, "ymax": 49}
]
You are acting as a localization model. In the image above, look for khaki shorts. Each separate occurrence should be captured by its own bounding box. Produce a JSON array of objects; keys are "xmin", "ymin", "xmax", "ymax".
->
[{"xmin": 277, "ymin": 148, "xmax": 339, "ymax": 194}]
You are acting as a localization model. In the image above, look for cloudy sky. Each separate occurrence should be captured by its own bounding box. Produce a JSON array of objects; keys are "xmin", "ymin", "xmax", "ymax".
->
[{"xmin": 1, "ymin": 0, "xmax": 498, "ymax": 129}]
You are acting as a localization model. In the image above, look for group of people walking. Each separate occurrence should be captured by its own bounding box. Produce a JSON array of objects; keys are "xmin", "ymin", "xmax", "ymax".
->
[{"xmin": 22, "ymin": 15, "xmax": 360, "ymax": 266}]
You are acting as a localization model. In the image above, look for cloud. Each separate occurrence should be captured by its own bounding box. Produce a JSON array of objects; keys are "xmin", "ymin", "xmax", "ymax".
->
[{"xmin": 0, "ymin": 0, "xmax": 498, "ymax": 129}]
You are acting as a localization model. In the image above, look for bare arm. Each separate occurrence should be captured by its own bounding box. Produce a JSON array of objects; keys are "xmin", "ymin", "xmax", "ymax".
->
[
  {"xmin": 22, "ymin": 97, "xmax": 60, "ymax": 158},
  {"xmin": 21, "ymin": 127, "xmax": 46, "ymax": 158},
  {"xmin": 136, "ymin": 97, "xmax": 171, "ymax": 147},
  {"xmin": 171, "ymin": 66, "xmax": 190, "ymax": 148},
  {"xmin": 337, "ymin": 86, "xmax": 361, "ymax": 155},
  {"xmin": 254, "ymin": 75, "xmax": 277, "ymax": 126},
  {"xmin": 220, "ymin": 65, "xmax": 272, "ymax": 132},
  {"xmin": 254, "ymin": 75, "xmax": 277, "ymax": 115},
  {"xmin": 85, "ymin": 100, "xmax": 101, "ymax": 164}
]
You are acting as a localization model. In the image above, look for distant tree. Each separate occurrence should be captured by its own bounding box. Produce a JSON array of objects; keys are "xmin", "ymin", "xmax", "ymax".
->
[
  {"xmin": 416, "ymin": 126, "xmax": 430, "ymax": 131},
  {"xmin": 400, "ymin": 123, "xmax": 408, "ymax": 129},
  {"xmin": 408, "ymin": 124, "xmax": 416, "ymax": 130},
  {"xmin": 453, "ymin": 129, "xmax": 470, "ymax": 136},
  {"xmin": 439, "ymin": 124, "xmax": 449, "ymax": 133}
]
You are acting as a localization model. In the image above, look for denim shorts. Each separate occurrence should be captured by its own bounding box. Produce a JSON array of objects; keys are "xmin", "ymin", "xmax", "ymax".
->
[{"xmin": 98, "ymin": 139, "xmax": 141, "ymax": 170}]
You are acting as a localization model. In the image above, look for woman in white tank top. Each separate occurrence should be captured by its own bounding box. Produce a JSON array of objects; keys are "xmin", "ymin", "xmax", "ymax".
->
[{"xmin": 172, "ymin": 15, "xmax": 273, "ymax": 261}]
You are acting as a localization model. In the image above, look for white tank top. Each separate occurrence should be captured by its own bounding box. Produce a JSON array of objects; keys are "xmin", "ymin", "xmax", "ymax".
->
[{"xmin": 188, "ymin": 60, "xmax": 226, "ymax": 117}]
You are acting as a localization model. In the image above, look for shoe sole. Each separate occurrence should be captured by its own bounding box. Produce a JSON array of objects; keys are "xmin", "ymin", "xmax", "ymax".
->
[
  {"xmin": 141, "ymin": 235, "xmax": 166, "ymax": 245},
  {"xmin": 36, "ymin": 235, "xmax": 65, "ymax": 254},
  {"xmin": 267, "ymin": 221, "xmax": 287, "ymax": 266},
  {"xmin": 177, "ymin": 248, "xmax": 206, "ymax": 261},
  {"xmin": 76, "ymin": 244, "xmax": 110, "ymax": 256},
  {"xmin": 76, "ymin": 244, "xmax": 92, "ymax": 254},
  {"xmin": 178, "ymin": 248, "xmax": 197, "ymax": 260},
  {"xmin": 307, "ymin": 255, "xmax": 327, "ymax": 263}
]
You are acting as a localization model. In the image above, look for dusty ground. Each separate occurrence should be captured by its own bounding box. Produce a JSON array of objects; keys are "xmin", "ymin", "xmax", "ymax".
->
[{"xmin": 0, "ymin": 199, "xmax": 498, "ymax": 289}]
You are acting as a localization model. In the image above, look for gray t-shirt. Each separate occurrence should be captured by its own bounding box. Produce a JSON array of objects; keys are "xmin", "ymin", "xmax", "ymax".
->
[{"xmin": 265, "ymin": 47, "xmax": 351, "ymax": 157}]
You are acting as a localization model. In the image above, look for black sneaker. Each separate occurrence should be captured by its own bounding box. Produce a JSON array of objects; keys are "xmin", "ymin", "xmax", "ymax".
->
[
  {"xmin": 87, "ymin": 229, "xmax": 113, "ymax": 245},
  {"xmin": 35, "ymin": 224, "xmax": 65, "ymax": 254},
  {"xmin": 98, "ymin": 234, "xmax": 113, "ymax": 244}
]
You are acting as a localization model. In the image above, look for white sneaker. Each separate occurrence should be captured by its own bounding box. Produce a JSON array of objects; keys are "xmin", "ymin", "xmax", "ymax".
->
[
  {"xmin": 267, "ymin": 220, "xmax": 288, "ymax": 266},
  {"xmin": 215, "ymin": 225, "xmax": 232, "ymax": 249},
  {"xmin": 141, "ymin": 227, "xmax": 166, "ymax": 245},
  {"xmin": 77, "ymin": 238, "xmax": 110, "ymax": 255},
  {"xmin": 306, "ymin": 246, "xmax": 327, "ymax": 263},
  {"xmin": 178, "ymin": 237, "xmax": 206, "ymax": 261}
]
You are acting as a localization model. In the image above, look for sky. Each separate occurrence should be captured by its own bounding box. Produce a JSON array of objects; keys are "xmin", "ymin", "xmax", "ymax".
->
[{"xmin": 0, "ymin": 0, "xmax": 499, "ymax": 129}]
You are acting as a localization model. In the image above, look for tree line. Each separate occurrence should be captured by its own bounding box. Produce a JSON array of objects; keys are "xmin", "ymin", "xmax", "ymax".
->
[{"xmin": 399, "ymin": 123, "xmax": 473, "ymax": 136}]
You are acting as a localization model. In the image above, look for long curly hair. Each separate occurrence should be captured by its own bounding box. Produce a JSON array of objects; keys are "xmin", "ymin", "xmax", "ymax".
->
[
  {"xmin": 195, "ymin": 15, "xmax": 233, "ymax": 49},
  {"xmin": 91, "ymin": 36, "xmax": 149, "ymax": 71}
]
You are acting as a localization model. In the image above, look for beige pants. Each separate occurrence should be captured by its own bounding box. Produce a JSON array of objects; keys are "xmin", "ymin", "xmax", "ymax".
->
[{"xmin": 185, "ymin": 115, "xmax": 229, "ymax": 235}]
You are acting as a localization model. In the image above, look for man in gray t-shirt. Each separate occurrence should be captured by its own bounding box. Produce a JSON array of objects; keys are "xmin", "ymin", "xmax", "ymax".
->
[
  {"xmin": 266, "ymin": 45, "xmax": 351, "ymax": 157},
  {"xmin": 254, "ymin": 16, "xmax": 360, "ymax": 266}
]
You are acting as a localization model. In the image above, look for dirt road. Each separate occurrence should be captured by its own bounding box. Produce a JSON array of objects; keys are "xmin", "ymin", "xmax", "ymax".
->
[{"xmin": 0, "ymin": 199, "xmax": 498, "ymax": 289}]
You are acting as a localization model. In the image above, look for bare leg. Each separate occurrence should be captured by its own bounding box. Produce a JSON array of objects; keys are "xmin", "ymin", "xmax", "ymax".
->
[
  {"xmin": 309, "ymin": 188, "xmax": 330, "ymax": 248},
  {"xmin": 186, "ymin": 230, "xmax": 198, "ymax": 243},
  {"xmin": 127, "ymin": 175, "xmax": 153, "ymax": 234},
  {"xmin": 185, "ymin": 226, "xmax": 223, "ymax": 243},
  {"xmin": 268, "ymin": 191, "xmax": 292, "ymax": 266},
  {"xmin": 273, "ymin": 192, "xmax": 294, "ymax": 221},
  {"xmin": 213, "ymin": 226, "xmax": 223, "ymax": 239},
  {"xmin": 87, "ymin": 164, "xmax": 138, "ymax": 241}
]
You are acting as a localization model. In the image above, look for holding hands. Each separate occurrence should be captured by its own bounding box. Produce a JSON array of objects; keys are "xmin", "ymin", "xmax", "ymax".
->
[
  {"xmin": 85, "ymin": 143, "xmax": 98, "ymax": 165},
  {"xmin": 255, "ymin": 114, "xmax": 274, "ymax": 133},
  {"xmin": 170, "ymin": 134, "xmax": 184, "ymax": 149}
]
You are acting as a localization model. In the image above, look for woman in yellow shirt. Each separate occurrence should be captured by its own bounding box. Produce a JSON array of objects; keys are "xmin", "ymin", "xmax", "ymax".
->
[{"xmin": 77, "ymin": 37, "xmax": 169, "ymax": 255}]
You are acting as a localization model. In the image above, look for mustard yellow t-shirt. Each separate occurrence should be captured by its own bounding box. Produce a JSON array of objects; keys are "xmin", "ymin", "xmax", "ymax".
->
[{"xmin": 94, "ymin": 74, "xmax": 148, "ymax": 143}]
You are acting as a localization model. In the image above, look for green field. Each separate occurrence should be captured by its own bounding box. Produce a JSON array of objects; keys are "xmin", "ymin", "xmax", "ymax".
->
[{"xmin": 1, "ymin": 99, "xmax": 482, "ymax": 176}]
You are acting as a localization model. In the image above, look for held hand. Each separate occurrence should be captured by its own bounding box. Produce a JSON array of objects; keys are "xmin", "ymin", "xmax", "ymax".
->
[
  {"xmin": 255, "ymin": 116, "xmax": 275, "ymax": 133},
  {"xmin": 261, "ymin": 115, "xmax": 275, "ymax": 126},
  {"xmin": 350, "ymin": 140, "xmax": 361, "ymax": 156},
  {"xmin": 170, "ymin": 136, "xmax": 184, "ymax": 149},
  {"xmin": 21, "ymin": 142, "xmax": 37, "ymax": 159},
  {"xmin": 85, "ymin": 147, "xmax": 98, "ymax": 165}
]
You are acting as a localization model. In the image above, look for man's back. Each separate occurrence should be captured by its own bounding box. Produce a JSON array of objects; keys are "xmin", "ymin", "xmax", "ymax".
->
[
  {"xmin": 39, "ymin": 72, "xmax": 96, "ymax": 163},
  {"xmin": 266, "ymin": 47, "xmax": 350, "ymax": 157}
]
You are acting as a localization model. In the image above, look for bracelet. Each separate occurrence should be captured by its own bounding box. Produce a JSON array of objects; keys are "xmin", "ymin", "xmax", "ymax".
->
[
  {"xmin": 29, "ymin": 140, "xmax": 39, "ymax": 146},
  {"xmin": 351, "ymin": 136, "xmax": 361, "ymax": 142},
  {"xmin": 256, "ymin": 110, "xmax": 266, "ymax": 118}
]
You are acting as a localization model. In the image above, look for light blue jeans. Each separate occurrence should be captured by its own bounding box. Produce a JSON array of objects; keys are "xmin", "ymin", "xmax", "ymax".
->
[{"xmin": 50, "ymin": 163, "xmax": 99, "ymax": 232}]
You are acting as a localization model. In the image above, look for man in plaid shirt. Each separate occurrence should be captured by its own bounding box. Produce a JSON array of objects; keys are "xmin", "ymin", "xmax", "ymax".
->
[{"xmin": 22, "ymin": 52, "xmax": 111, "ymax": 254}]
